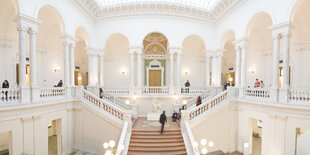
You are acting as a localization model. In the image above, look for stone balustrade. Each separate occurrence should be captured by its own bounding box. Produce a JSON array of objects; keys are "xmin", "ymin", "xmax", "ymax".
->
[
  {"xmin": 142, "ymin": 86, "xmax": 169, "ymax": 95},
  {"xmin": 289, "ymin": 89, "xmax": 310, "ymax": 103},
  {"xmin": 0, "ymin": 88, "xmax": 20, "ymax": 103},
  {"xmin": 244, "ymin": 88, "xmax": 271, "ymax": 101},
  {"xmin": 40, "ymin": 87, "xmax": 65, "ymax": 100}
]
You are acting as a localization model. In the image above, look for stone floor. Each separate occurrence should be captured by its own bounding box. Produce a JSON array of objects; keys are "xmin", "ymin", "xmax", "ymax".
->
[
  {"xmin": 133, "ymin": 117, "xmax": 180, "ymax": 130},
  {"xmin": 48, "ymin": 135, "xmax": 57, "ymax": 155}
]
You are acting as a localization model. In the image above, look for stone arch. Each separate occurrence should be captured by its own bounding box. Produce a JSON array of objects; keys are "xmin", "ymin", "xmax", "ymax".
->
[{"xmin": 75, "ymin": 26, "xmax": 89, "ymax": 46}]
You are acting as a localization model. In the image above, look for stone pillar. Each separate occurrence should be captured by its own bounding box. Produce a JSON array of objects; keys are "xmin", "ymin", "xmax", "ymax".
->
[
  {"xmin": 235, "ymin": 46, "xmax": 241, "ymax": 87},
  {"xmin": 63, "ymin": 41, "xmax": 70, "ymax": 88},
  {"xmin": 137, "ymin": 51, "xmax": 142, "ymax": 88},
  {"xmin": 130, "ymin": 52, "xmax": 135, "ymax": 87},
  {"xmin": 69, "ymin": 43, "xmax": 76, "ymax": 86},
  {"xmin": 99, "ymin": 53, "xmax": 105, "ymax": 87},
  {"xmin": 18, "ymin": 25, "xmax": 27, "ymax": 87},
  {"xmin": 29, "ymin": 28, "xmax": 38, "ymax": 88},
  {"xmin": 217, "ymin": 51, "xmax": 223, "ymax": 87},
  {"xmin": 176, "ymin": 52, "xmax": 181, "ymax": 86},
  {"xmin": 282, "ymin": 32, "xmax": 291, "ymax": 89},
  {"xmin": 22, "ymin": 117, "xmax": 35, "ymax": 154},
  {"xmin": 240, "ymin": 44, "xmax": 247, "ymax": 88},
  {"xmin": 92, "ymin": 54, "xmax": 99, "ymax": 86},
  {"xmin": 87, "ymin": 51, "xmax": 93, "ymax": 86},
  {"xmin": 169, "ymin": 51, "xmax": 174, "ymax": 87},
  {"xmin": 205, "ymin": 53, "xmax": 211, "ymax": 87},
  {"xmin": 211, "ymin": 55, "xmax": 217, "ymax": 86},
  {"xmin": 272, "ymin": 33, "xmax": 281, "ymax": 89}
]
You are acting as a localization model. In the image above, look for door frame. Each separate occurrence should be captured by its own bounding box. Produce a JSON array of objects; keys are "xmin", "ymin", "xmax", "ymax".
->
[{"xmin": 146, "ymin": 60, "xmax": 164, "ymax": 87}]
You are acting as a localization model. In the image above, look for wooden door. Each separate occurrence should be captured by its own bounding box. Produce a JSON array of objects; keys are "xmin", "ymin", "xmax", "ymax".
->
[{"xmin": 149, "ymin": 70, "xmax": 161, "ymax": 86}]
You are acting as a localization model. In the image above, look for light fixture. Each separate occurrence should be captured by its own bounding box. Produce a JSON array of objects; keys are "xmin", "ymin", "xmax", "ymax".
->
[
  {"xmin": 198, "ymin": 139, "xmax": 215, "ymax": 155},
  {"xmin": 125, "ymin": 100, "xmax": 130, "ymax": 110},
  {"xmin": 132, "ymin": 95, "xmax": 137, "ymax": 104},
  {"xmin": 53, "ymin": 66, "xmax": 60, "ymax": 73},
  {"xmin": 229, "ymin": 77, "xmax": 233, "ymax": 82},
  {"xmin": 182, "ymin": 100, "xmax": 187, "ymax": 110},
  {"xmin": 78, "ymin": 76, "xmax": 82, "ymax": 81},
  {"xmin": 103, "ymin": 140, "xmax": 119, "ymax": 155},
  {"xmin": 248, "ymin": 66, "xmax": 255, "ymax": 74},
  {"xmin": 109, "ymin": 140, "xmax": 115, "ymax": 148},
  {"xmin": 174, "ymin": 95, "xmax": 178, "ymax": 104}
]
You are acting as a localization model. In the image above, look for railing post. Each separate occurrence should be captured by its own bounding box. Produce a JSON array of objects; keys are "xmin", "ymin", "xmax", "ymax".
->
[
  {"xmin": 20, "ymin": 87, "xmax": 31, "ymax": 103},
  {"xmin": 31, "ymin": 87, "xmax": 40, "ymax": 102},
  {"xmin": 279, "ymin": 88, "xmax": 290, "ymax": 103},
  {"xmin": 270, "ymin": 88, "xmax": 278, "ymax": 102}
]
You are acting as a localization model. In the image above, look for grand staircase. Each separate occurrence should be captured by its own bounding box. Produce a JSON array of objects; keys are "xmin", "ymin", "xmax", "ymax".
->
[{"xmin": 128, "ymin": 128, "xmax": 187, "ymax": 155}]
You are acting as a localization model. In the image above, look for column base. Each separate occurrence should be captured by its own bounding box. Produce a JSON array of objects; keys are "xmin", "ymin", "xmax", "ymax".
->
[
  {"xmin": 169, "ymin": 86, "xmax": 175, "ymax": 95},
  {"xmin": 279, "ymin": 88, "xmax": 290, "ymax": 103},
  {"xmin": 66, "ymin": 87, "xmax": 72, "ymax": 98},
  {"xmin": 270, "ymin": 88, "xmax": 279, "ymax": 102},
  {"xmin": 30, "ymin": 86, "xmax": 40, "ymax": 102},
  {"xmin": 238, "ymin": 87, "xmax": 245, "ymax": 98},
  {"xmin": 20, "ymin": 86, "xmax": 31, "ymax": 103}
]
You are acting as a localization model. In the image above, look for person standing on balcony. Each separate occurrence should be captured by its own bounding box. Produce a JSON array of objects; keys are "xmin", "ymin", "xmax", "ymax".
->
[
  {"xmin": 260, "ymin": 81, "xmax": 265, "ymax": 88},
  {"xmin": 2, "ymin": 80, "xmax": 9, "ymax": 101},
  {"xmin": 184, "ymin": 80, "xmax": 190, "ymax": 93},
  {"xmin": 254, "ymin": 79, "xmax": 260, "ymax": 88},
  {"xmin": 159, "ymin": 111, "xmax": 167, "ymax": 134},
  {"xmin": 54, "ymin": 80, "xmax": 63, "ymax": 87}
]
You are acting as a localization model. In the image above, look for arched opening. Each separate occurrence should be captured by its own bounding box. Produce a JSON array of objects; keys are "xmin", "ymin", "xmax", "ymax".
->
[
  {"xmin": 104, "ymin": 33, "xmax": 130, "ymax": 88},
  {"xmin": 36, "ymin": 5, "xmax": 65, "ymax": 87},
  {"xmin": 181, "ymin": 35, "xmax": 205, "ymax": 87},
  {"xmin": 246, "ymin": 12, "xmax": 273, "ymax": 89},
  {"xmin": 143, "ymin": 32, "xmax": 168, "ymax": 87},
  {"xmin": 75, "ymin": 27, "xmax": 89, "ymax": 87},
  {"xmin": 290, "ymin": 0, "xmax": 310, "ymax": 88},
  {"xmin": 221, "ymin": 30, "xmax": 236, "ymax": 87},
  {"xmin": 0, "ymin": 0, "xmax": 19, "ymax": 88}
]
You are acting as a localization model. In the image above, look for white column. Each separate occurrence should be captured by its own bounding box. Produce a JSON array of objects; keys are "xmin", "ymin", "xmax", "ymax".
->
[
  {"xmin": 137, "ymin": 52, "xmax": 142, "ymax": 87},
  {"xmin": 176, "ymin": 52, "xmax": 181, "ymax": 86},
  {"xmin": 272, "ymin": 34, "xmax": 281, "ymax": 89},
  {"xmin": 92, "ymin": 54, "xmax": 99, "ymax": 86},
  {"xmin": 205, "ymin": 54, "xmax": 211, "ymax": 87},
  {"xmin": 63, "ymin": 41, "xmax": 70, "ymax": 87},
  {"xmin": 18, "ymin": 26, "xmax": 27, "ymax": 87},
  {"xmin": 240, "ymin": 45, "xmax": 247, "ymax": 88},
  {"xmin": 87, "ymin": 53, "xmax": 92, "ymax": 86},
  {"xmin": 99, "ymin": 53, "xmax": 105, "ymax": 87},
  {"xmin": 235, "ymin": 47, "xmax": 241, "ymax": 87},
  {"xmin": 29, "ymin": 28, "xmax": 37, "ymax": 87},
  {"xmin": 169, "ymin": 52, "xmax": 174, "ymax": 87},
  {"xmin": 282, "ymin": 32, "xmax": 291, "ymax": 89},
  {"xmin": 217, "ymin": 53, "xmax": 223, "ymax": 87},
  {"xmin": 69, "ymin": 43, "xmax": 75, "ymax": 86},
  {"xmin": 130, "ymin": 52, "xmax": 135, "ymax": 87},
  {"xmin": 211, "ymin": 55, "xmax": 217, "ymax": 86}
]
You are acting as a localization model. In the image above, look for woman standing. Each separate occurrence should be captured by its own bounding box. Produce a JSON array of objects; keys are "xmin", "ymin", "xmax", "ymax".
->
[{"xmin": 2, "ymin": 80, "xmax": 9, "ymax": 101}]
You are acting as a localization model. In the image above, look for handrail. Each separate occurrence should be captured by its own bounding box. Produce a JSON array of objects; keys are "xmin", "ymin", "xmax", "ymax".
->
[
  {"xmin": 40, "ymin": 87, "xmax": 65, "ymax": 100},
  {"xmin": 100, "ymin": 88, "xmax": 132, "ymax": 110},
  {"xmin": 116, "ymin": 119, "xmax": 132, "ymax": 155},
  {"xmin": 180, "ymin": 120, "xmax": 199, "ymax": 155},
  {"xmin": 142, "ymin": 86, "xmax": 169, "ymax": 95},
  {"xmin": 82, "ymin": 89, "xmax": 124, "ymax": 121},
  {"xmin": 244, "ymin": 88, "xmax": 270, "ymax": 99},
  {"xmin": 188, "ymin": 90, "xmax": 228, "ymax": 121},
  {"xmin": 104, "ymin": 88, "xmax": 130, "ymax": 95}
]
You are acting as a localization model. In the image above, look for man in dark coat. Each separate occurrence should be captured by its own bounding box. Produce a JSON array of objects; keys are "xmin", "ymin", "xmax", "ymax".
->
[{"xmin": 159, "ymin": 111, "xmax": 167, "ymax": 134}]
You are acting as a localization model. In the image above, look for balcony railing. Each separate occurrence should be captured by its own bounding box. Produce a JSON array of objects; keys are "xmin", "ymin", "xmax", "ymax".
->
[
  {"xmin": 289, "ymin": 89, "xmax": 310, "ymax": 103},
  {"xmin": 244, "ymin": 88, "xmax": 271, "ymax": 101},
  {"xmin": 40, "ymin": 87, "xmax": 65, "ymax": 100},
  {"xmin": 142, "ymin": 86, "xmax": 169, "ymax": 95},
  {"xmin": 0, "ymin": 88, "xmax": 20, "ymax": 104}
]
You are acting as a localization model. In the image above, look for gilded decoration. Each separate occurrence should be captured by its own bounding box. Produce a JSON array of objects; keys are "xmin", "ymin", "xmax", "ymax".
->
[{"xmin": 143, "ymin": 33, "xmax": 168, "ymax": 55}]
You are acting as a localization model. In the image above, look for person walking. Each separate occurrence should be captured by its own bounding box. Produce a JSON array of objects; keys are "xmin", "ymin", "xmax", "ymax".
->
[
  {"xmin": 159, "ymin": 111, "xmax": 167, "ymax": 134},
  {"xmin": 2, "ymin": 80, "xmax": 9, "ymax": 101},
  {"xmin": 196, "ymin": 96, "xmax": 202, "ymax": 107}
]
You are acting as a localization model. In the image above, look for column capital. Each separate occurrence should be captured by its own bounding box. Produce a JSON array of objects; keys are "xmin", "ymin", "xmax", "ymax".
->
[
  {"xmin": 233, "ymin": 37, "xmax": 249, "ymax": 49},
  {"xmin": 86, "ymin": 47, "xmax": 96, "ymax": 55},
  {"xmin": 168, "ymin": 46, "xmax": 183, "ymax": 54},
  {"xmin": 14, "ymin": 13, "xmax": 41, "ymax": 31},
  {"xmin": 129, "ymin": 46, "xmax": 143, "ymax": 54},
  {"xmin": 269, "ymin": 21, "xmax": 294, "ymax": 38},
  {"xmin": 61, "ymin": 33, "xmax": 77, "ymax": 46}
]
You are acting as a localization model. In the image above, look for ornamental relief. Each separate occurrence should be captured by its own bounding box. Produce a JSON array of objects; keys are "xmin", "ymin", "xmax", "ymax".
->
[{"xmin": 144, "ymin": 43, "xmax": 166, "ymax": 55}]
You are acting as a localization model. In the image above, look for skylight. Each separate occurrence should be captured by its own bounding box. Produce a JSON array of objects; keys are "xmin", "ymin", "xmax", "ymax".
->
[{"xmin": 95, "ymin": 0, "xmax": 221, "ymax": 10}]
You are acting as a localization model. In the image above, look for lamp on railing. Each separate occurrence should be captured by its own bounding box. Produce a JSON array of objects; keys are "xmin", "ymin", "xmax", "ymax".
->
[
  {"xmin": 195, "ymin": 138, "xmax": 214, "ymax": 155},
  {"xmin": 182, "ymin": 100, "xmax": 187, "ymax": 110},
  {"xmin": 132, "ymin": 95, "xmax": 136, "ymax": 104},
  {"xmin": 174, "ymin": 95, "xmax": 178, "ymax": 104},
  {"xmin": 125, "ymin": 100, "xmax": 130, "ymax": 110},
  {"xmin": 103, "ymin": 140, "xmax": 116, "ymax": 155}
]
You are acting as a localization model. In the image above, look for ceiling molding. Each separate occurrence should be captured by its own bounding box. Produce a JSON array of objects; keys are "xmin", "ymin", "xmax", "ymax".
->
[{"xmin": 73, "ymin": 0, "xmax": 246, "ymax": 23}]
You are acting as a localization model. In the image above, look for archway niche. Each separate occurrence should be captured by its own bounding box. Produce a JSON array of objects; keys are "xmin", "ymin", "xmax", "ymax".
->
[
  {"xmin": 221, "ymin": 30, "xmax": 236, "ymax": 87},
  {"xmin": 74, "ymin": 27, "xmax": 89, "ymax": 87},
  {"xmin": 0, "ymin": 0, "xmax": 19, "ymax": 87},
  {"xmin": 142, "ymin": 32, "xmax": 169, "ymax": 87},
  {"xmin": 181, "ymin": 35, "xmax": 205, "ymax": 87},
  {"xmin": 36, "ymin": 5, "xmax": 65, "ymax": 87},
  {"xmin": 104, "ymin": 33, "xmax": 130, "ymax": 88},
  {"xmin": 246, "ymin": 12, "xmax": 273, "ymax": 88},
  {"xmin": 290, "ymin": 0, "xmax": 310, "ymax": 88}
]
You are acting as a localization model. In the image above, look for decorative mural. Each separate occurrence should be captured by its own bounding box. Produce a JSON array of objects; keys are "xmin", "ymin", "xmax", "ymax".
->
[{"xmin": 143, "ymin": 32, "xmax": 168, "ymax": 54}]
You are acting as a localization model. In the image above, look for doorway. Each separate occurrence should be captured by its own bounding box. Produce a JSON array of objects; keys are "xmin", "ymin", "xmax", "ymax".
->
[
  {"xmin": 279, "ymin": 66, "xmax": 291, "ymax": 88},
  {"xmin": 249, "ymin": 118, "xmax": 262, "ymax": 155},
  {"xmin": 0, "ymin": 131, "xmax": 12, "ymax": 155},
  {"xmin": 225, "ymin": 72, "xmax": 235, "ymax": 86},
  {"xmin": 48, "ymin": 119, "xmax": 61, "ymax": 155},
  {"xmin": 149, "ymin": 70, "xmax": 161, "ymax": 86},
  {"xmin": 16, "ymin": 64, "xmax": 30, "ymax": 86}
]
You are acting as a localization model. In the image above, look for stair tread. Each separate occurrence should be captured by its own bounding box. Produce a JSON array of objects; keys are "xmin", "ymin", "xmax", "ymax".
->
[
  {"xmin": 132, "ymin": 132, "xmax": 181, "ymax": 136},
  {"xmin": 129, "ymin": 143, "xmax": 185, "ymax": 148},
  {"xmin": 132, "ymin": 129, "xmax": 181, "ymax": 132},
  {"xmin": 131, "ymin": 135, "xmax": 183, "ymax": 139},
  {"xmin": 130, "ymin": 139, "xmax": 184, "ymax": 143},
  {"xmin": 128, "ymin": 146, "xmax": 186, "ymax": 152},
  {"xmin": 127, "ymin": 150, "xmax": 187, "ymax": 155}
]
